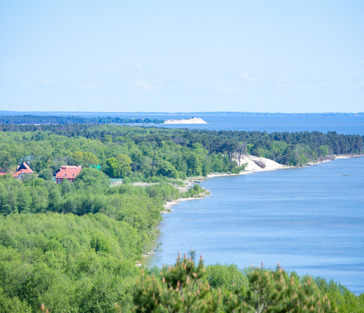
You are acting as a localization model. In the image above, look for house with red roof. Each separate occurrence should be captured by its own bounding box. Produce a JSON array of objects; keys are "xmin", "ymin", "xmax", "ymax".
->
[
  {"xmin": 13, "ymin": 162, "xmax": 34, "ymax": 179},
  {"xmin": 55, "ymin": 166, "xmax": 82, "ymax": 184}
]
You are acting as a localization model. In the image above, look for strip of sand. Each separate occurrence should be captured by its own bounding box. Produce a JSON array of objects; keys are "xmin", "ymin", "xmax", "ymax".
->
[
  {"xmin": 308, "ymin": 154, "xmax": 364, "ymax": 165},
  {"xmin": 164, "ymin": 154, "xmax": 364, "ymax": 211},
  {"xmin": 162, "ymin": 195, "xmax": 207, "ymax": 213},
  {"xmin": 164, "ymin": 155, "xmax": 288, "ymax": 212}
]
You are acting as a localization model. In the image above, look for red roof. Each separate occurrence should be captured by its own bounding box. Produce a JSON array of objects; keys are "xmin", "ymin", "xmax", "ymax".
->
[
  {"xmin": 56, "ymin": 166, "xmax": 82, "ymax": 179},
  {"xmin": 13, "ymin": 168, "xmax": 34, "ymax": 178},
  {"xmin": 13, "ymin": 162, "xmax": 34, "ymax": 178}
]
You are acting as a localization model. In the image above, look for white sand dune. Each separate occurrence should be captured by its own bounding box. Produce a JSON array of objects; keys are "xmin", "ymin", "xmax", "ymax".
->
[
  {"xmin": 206, "ymin": 154, "xmax": 286, "ymax": 179},
  {"xmin": 235, "ymin": 154, "xmax": 286, "ymax": 172},
  {"xmin": 164, "ymin": 117, "xmax": 207, "ymax": 124}
]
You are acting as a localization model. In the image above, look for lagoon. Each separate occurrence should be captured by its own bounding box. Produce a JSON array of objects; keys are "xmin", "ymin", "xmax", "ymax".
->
[{"xmin": 149, "ymin": 157, "xmax": 364, "ymax": 294}]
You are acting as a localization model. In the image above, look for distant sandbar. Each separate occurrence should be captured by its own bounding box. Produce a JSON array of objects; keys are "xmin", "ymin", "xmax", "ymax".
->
[{"xmin": 164, "ymin": 117, "xmax": 207, "ymax": 124}]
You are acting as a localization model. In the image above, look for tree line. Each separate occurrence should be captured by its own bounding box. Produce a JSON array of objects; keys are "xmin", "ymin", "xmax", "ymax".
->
[
  {"xmin": 1, "ymin": 125, "xmax": 362, "ymax": 168},
  {"xmin": 0, "ymin": 128, "xmax": 244, "ymax": 180},
  {"xmin": 0, "ymin": 115, "xmax": 163, "ymax": 125}
]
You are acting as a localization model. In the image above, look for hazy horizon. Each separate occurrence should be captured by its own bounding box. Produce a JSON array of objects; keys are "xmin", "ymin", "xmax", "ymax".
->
[{"xmin": 0, "ymin": 110, "xmax": 363, "ymax": 115}]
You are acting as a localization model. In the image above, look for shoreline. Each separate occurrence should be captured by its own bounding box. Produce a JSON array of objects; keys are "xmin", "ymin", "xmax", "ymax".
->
[
  {"xmin": 140, "ymin": 153, "xmax": 363, "ymax": 264},
  {"xmin": 161, "ymin": 193, "xmax": 209, "ymax": 214},
  {"xmin": 162, "ymin": 153, "xmax": 364, "ymax": 212},
  {"xmin": 162, "ymin": 154, "xmax": 289, "ymax": 212},
  {"xmin": 307, "ymin": 153, "xmax": 364, "ymax": 166}
]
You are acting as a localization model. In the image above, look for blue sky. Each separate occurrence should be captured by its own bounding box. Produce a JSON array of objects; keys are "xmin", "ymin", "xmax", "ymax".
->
[{"xmin": 0, "ymin": 0, "xmax": 363, "ymax": 112}]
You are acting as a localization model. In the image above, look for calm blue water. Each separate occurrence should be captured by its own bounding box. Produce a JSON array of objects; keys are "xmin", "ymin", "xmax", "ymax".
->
[
  {"xmin": 149, "ymin": 157, "xmax": 364, "ymax": 294},
  {"xmin": 155, "ymin": 113, "xmax": 364, "ymax": 135},
  {"xmin": 8, "ymin": 111, "xmax": 364, "ymax": 135},
  {"xmin": 94, "ymin": 112, "xmax": 363, "ymax": 135}
]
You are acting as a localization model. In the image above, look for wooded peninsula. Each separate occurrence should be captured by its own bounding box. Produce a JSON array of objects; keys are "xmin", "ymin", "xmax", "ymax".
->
[
  {"xmin": 0, "ymin": 115, "xmax": 164, "ymax": 125},
  {"xmin": 0, "ymin": 124, "xmax": 363, "ymax": 312}
]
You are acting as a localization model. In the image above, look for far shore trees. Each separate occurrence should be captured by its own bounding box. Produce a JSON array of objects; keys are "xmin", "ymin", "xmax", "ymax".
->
[{"xmin": 0, "ymin": 125, "xmax": 362, "ymax": 181}]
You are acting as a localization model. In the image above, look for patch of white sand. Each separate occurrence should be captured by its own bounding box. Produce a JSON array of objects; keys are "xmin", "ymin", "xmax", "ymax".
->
[
  {"xmin": 164, "ymin": 117, "xmax": 207, "ymax": 124},
  {"xmin": 235, "ymin": 154, "xmax": 286, "ymax": 172}
]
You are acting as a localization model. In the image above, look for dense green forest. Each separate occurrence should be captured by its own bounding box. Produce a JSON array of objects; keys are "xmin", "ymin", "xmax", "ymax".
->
[
  {"xmin": 0, "ymin": 125, "xmax": 363, "ymax": 178},
  {"xmin": 0, "ymin": 115, "xmax": 163, "ymax": 125},
  {"xmin": 0, "ymin": 171, "xmax": 205, "ymax": 312},
  {"xmin": 0, "ymin": 126, "xmax": 245, "ymax": 179},
  {"xmin": 0, "ymin": 125, "xmax": 363, "ymax": 311}
]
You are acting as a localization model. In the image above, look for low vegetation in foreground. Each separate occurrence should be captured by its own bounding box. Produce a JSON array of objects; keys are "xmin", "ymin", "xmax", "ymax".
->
[
  {"xmin": 130, "ymin": 253, "xmax": 357, "ymax": 313},
  {"xmin": 0, "ymin": 125, "xmax": 363, "ymax": 311}
]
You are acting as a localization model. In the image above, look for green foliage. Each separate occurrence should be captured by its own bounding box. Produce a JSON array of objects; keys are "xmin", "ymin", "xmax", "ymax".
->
[
  {"xmin": 0, "ymin": 115, "xmax": 163, "ymax": 124},
  {"xmin": 61, "ymin": 178, "xmax": 73, "ymax": 195},
  {"xmin": 227, "ymin": 266, "xmax": 336, "ymax": 312},
  {"xmin": 130, "ymin": 255, "xmax": 338, "ymax": 313},
  {"xmin": 0, "ymin": 175, "xmax": 177, "ymax": 311},
  {"xmin": 38, "ymin": 168, "xmax": 54, "ymax": 180},
  {"xmin": 0, "ymin": 287, "xmax": 31, "ymax": 313},
  {"xmin": 72, "ymin": 151, "xmax": 99, "ymax": 167},
  {"xmin": 105, "ymin": 154, "xmax": 132, "ymax": 178},
  {"xmin": 205, "ymin": 264, "xmax": 248, "ymax": 291},
  {"xmin": 132, "ymin": 254, "xmax": 218, "ymax": 313},
  {"xmin": 0, "ymin": 213, "xmax": 140, "ymax": 312},
  {"xmin": 182, "ymin": 184, "xmax": 205, "ymax": 198},
  {"xmin": 0, "ymin": 151, "xmax": 16, "ymax": 172},
  {"xmin": 314, "ymin": 277, "xmax": 364, "ymax": 313},
  {"xmin": 74, "ymin": 167, "xmax": 109, "ymax": 189}
]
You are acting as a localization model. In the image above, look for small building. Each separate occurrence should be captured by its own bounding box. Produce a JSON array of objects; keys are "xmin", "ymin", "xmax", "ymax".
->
[
  {"xmin": 13, "ymin": 162, "xmax": 34, "ymax": 179},
  {"xmin": 55, "ymin": 166, "xmax": 82, "ymax": 184}
]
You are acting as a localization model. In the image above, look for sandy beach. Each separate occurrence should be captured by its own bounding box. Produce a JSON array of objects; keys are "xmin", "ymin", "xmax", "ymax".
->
[
  {"xmin": 307, "ymin": 154, "xmax": 364, "ymax": 165},
  {"xmin": 162, "ymin": 196, "xmax": 207, "ymax": 213},
  {"xmin": 163, "ymin": 154, "xmax": 364, "ymax": 212},
  {"xmin": 163, "ymin": 155, "xmax": 287, "ymax": 212}
]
